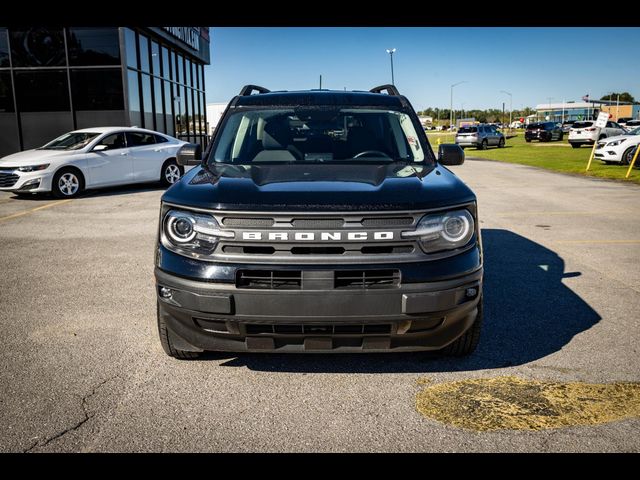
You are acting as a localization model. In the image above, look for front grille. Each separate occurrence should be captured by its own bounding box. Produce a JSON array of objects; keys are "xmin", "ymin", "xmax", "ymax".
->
[
  {"xmin": 236, "ymin": 270, "xmax": 302, "ymax": 289},
  {"xmin": 245, "ymin": 323, "xmax": 392, "ymax": 335},
  {"xmin": 334, "ymin": 269, "xmax": 400, "ymax": 289},
  {"xmin": 222, "ymin": 217, "xmax": 274, "ymax": 227},
  {"xmin": 0, "ymin": 172, "xmax": 19, "ymax": 187},
  {"xmin": 292, "ymin": 218, "xmax": 344, "ymax": 228},
  {"xmin": 361, "ymin": 217, "xmax": 413, "ymax": 227}
]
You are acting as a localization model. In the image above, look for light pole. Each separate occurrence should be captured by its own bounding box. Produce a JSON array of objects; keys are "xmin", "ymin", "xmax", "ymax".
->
[
  {"xmin": 386, "ymin": 49, "xmax": 396, "ymax": 85},
  {"xmin": 450, "ymin": 81, "xmax": 467, "ymax": 130},
  {"xmin": 500, "ymin": 90, "xmax": 512, "ymax": 130}
]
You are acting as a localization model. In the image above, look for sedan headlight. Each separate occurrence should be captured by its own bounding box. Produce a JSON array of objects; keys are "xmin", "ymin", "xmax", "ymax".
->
[
  {"xmin": 606, "ymin": 139, "xmax": 626, "ymax": 147},
  {"xmin": 402, "ymin": 209, "xmax": 475, "ymax": 253},
  {"xmin": 162, "ymin": 209, "xmax": 234, "ymax": 258},
  {"xmin": 17, "ymin": 164, "xmax": 49, "ymax": 172}
]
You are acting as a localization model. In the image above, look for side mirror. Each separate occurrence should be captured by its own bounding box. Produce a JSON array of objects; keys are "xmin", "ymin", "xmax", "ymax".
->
[
  {"xmin": 92, "ymin": 144, "xmax": 108, "ymax": 152},
  {"xmin": 438, "ymin": 144, "xmax": 465, "ymax": 166},
  {"xmin": 176, "ymin": 143, "xmax": 202, "ymax": 166}
]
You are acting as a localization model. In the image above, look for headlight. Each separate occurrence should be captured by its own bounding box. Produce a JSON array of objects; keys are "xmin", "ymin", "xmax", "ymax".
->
[
  {"xmin": 606, "ymin": 139, "xmax": 626, "ymax": 147},
  {"xmin": 162, "ymin": 209, "xmax": 234, "ymax": 258},
  {"xmin": 402, "ymin": 209, "xmax": 475, "ymax": 253},
  {"xmin": 17, "ymin": 164, "xmax": 49, "ymax": 172}
]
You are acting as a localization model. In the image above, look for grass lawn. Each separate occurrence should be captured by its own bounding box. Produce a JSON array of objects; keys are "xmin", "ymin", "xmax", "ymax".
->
[{"xmin": 426, "ymin": 132, "xmax": 640, "ymax": 185}]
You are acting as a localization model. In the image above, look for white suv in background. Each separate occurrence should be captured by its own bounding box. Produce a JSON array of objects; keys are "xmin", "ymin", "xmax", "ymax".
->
[
  {"xmin": 568, "ymin": 120, "xmax": 626, "ymax": 148},
  {"xmin": 594, "ymin": 127, "xmax": 640, "ymax": 165}
]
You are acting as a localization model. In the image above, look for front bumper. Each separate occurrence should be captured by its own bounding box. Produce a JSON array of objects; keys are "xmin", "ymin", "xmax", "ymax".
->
[
  {"xmin": 0, "ymin": 169, "xmax": 54, "ymax": 193},
  {"xmin": 568, "ymin": 139, "xmax": 595, "ymax": 146},
  {"xmin": 155, "ymin": 266, "xmax": 483, "ymax": 353}
]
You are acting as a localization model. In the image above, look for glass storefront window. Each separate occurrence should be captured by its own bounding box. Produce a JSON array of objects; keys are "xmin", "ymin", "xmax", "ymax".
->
[
  {"xmin": 124, "ymin": 28, "xmax": 137, "ymax": 69},
  {"xmin": 141, "ymin": 73, "xmax": 153, "ymax": 129},
  {"xmin": 161, "ymin": 46, "xmax": 170, "ymax": 80},
  {"xmin": 176, "ymin": 54, "xmax": 183, "ymax": 84},
  {"xmin": 71, "ymin": 69, "xmax": 124, "ymax": 111},
  {"xmin": 154, "ymin": 76, "xmax": 165, "ymax": 133},
  {"xmin": 67, "ymin": 27, "xmax": 120, "ymax": 66},
  {"xmin": 138, "ymin": 34, "xmax": 149, "ymax": 73},
  {"xmin": 10, "ymin": 28, "xmax": 66, "ymax": 67},
  {"xmin": 0, "ymin": 29, "xmax": 9, "ymax": 67},
  {"xmin": 192, "ymin": 61, "xmax": 197, "ymax": 90},
  {"xmin": 174, "ymin": 86, "xmax": 184, "ymax": 138},
  {"xmin": 0, "ymin": 72, "xmax": 14, "ymax": 112},
  {"xmin": 151, "ymin": 41, "xmax": 160, "ymax": 76},
  {"xmin": 127, "ymin": 69, "xmax": 141, "ymax": 127},
  {"xmin": 183, "ymin": 85, "xmax": 190, "ymax": 137},
  {"xmin": 14, "ymin": 70, "xmax": 69, "ymax": 111},
  {"xmin": 164, "ymin": 80, "xmax": 174, "ymax": 136},
  {"xmin": 185, "ymin": 58, "xmax": 191, "ymax": 87},
  {"xmin": 200, "ymin": 65, "xmax": 205, "ymax": 93}
]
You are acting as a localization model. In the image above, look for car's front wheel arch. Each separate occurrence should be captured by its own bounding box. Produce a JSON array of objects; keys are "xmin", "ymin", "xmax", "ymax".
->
[{"xmin": 52, "ymin": 166, "xmax": 85, "ymax": 198}]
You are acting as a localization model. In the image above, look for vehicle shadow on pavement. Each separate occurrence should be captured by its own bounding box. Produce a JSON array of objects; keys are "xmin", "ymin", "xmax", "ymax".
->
[{"xmin": 209, "ymin": 228, "xmax": 601, "ymax": 373}]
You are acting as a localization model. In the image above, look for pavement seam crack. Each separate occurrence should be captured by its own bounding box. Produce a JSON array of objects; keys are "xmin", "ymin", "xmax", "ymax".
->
[{"xmin": 23, "ymin": 375, "xmax": 121, "ymax": 453}]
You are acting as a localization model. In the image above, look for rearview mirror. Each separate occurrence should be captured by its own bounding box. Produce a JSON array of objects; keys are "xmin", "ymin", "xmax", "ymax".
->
[
  {"xmin": 176, "ymin": 143, "xmax": 202, "ymax": 166},
  {"xmin": 438, "ymin": 144, "xmax": 465, "ymax": 166},
  {"xmin": 92, "ymin": 144, "xmax": 108, "ymax": 152}
]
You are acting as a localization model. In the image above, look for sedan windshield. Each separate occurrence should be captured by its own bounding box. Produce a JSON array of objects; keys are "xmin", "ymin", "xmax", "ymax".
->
[
  {"xmin": 627, "ymin": 127, "xmax": 640, "ymax": 136},
  {"xmin": 208, "ymin": 108, "xmax": 432, "ymax": 165},
  {"xmin": 39, "ymin": 132, "xmax": 101, "ymax": 150}
]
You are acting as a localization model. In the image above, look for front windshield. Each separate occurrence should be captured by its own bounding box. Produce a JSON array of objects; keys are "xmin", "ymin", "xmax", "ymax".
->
[
  {"xmin": 40, "ymin": 132, "xmax": 101, "ymax": 150},
  {"xmin": 627, "ymin": 127, "xmax": 640, "ymax": 136},
  {"xmin": 208, "ymin": 108, "xmax": 432, "ymax": 165}
]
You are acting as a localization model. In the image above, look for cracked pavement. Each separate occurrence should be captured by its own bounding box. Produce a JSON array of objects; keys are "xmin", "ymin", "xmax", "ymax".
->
[{"xmin": 0, "ymin": 160, "xmax": 639, "ymax": 452}]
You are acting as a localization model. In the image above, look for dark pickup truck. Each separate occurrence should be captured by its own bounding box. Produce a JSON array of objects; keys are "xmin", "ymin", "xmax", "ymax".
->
[{"xmin": 154, "ymin": 84, "xmax": 483, "ymax": 358}]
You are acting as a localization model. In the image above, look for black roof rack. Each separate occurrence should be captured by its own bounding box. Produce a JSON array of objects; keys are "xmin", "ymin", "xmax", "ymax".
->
[
  {"xmin": 239, "ymin": 85, "xmax": 271, "ymax": 96},
  {"xmin": 370, "ymin": 84, "xmax": 400, "ymax": 96}
]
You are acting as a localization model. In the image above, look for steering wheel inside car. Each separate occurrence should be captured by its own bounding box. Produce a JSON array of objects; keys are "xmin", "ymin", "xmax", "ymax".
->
[{"xmin": 352, "ymin": 150, "xmax": 392, "ymax": 159}]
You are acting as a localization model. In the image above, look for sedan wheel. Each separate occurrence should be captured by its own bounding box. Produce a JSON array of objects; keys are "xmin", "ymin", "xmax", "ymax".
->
[
  {"xmin": 164, "ymin": 163, "xmax": 182, "ymax": 185},
  {"xmin": 622, "ymin": 146, "xmax": 637, "ymax": 166},
  {"xmin": 53, "ymin": 170, "xmax": 83, "ymax": 198}
]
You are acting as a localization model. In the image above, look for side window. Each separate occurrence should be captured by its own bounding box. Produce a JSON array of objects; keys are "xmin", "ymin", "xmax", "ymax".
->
[
  {"xmin": 606, "ymin": 121, "xmax": 614, "ymax": 128},
  {"xmin": 154, "ymin": 134, "xmax": 169, "ymax": 143},
  {"xmin": 95, "ymin": 133, "xmax": 126, "ymax": 150},
  {"xmin": 126, "ymin": 132, "xmax": 157, "ymax": 147}
]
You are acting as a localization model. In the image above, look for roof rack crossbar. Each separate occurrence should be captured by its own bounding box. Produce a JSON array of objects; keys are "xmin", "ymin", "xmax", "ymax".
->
[
  {"xmin": 370, "ymin": 84, "xmax": 400, "ymax": 96},
  {"xmin": 239, "ymin": 85, "xmax": 271, "ymax": 96}
]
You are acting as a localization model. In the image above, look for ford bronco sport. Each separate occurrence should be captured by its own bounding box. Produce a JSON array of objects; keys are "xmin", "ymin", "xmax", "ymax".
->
[{"xmin": 155, "ymin": 84, "xmax": 483, "ymax": 358}]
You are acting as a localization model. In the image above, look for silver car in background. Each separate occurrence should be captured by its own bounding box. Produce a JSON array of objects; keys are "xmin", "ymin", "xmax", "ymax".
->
[{"xmin": 455, "ymin": 124, "xmax": 505, "ymax": 150}]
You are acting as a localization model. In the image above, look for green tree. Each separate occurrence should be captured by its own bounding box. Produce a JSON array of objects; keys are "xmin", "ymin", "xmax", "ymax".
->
[{"xmin": 600, "ymin": 92, "xmax": 636, "ymax": 103}]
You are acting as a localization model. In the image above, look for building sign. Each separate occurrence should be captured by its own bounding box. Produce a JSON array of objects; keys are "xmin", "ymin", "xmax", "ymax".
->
[
  {"xmin": 595, "ymin": 111, "xmax": 610, "ymax": 129},
  {"xmin": 162, "ymin": 27, "xmax": 200, "ymax": 51}
]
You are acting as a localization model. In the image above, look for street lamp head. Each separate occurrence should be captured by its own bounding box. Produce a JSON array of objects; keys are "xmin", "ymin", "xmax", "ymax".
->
[{"xmin": 386, "ymin": 48, "xmax": 396, "ymax": 54}]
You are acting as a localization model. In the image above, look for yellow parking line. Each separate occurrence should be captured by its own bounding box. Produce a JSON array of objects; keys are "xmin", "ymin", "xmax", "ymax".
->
[
  {"xmin": 554, "ymin": 239, "xmax": 640, "ymax": 245},
  {"xmin": 0, "ymin": 199, "xmax": 73, "ymax": 224}
]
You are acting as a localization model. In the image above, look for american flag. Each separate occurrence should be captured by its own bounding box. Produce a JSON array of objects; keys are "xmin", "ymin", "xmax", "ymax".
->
[{"xmin": 582, "ymin": 94, "xmax": 590, "ymax": 102}]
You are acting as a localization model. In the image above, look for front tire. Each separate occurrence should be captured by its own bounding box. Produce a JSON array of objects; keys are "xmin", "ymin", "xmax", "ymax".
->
[
  {"xmin": 498, "ymin": 137, "xmax": 505, "ymax": 148},
  {"xmin": 160, "ymin": 159, "xmax": 183, "ymax": 187},
  {"xmin": 478, "ymin": 139, "xmax": 488, "ymax": 150},
  {"xmin": 52, "ymin": 168, "xmax": 84, "ymax": 198},
  {"xmin": 622, "ymin": 147, "xmax": 636, "ymax": 165},
  {"xmin": 157, "ymin": 302, "xmax": 201, "ymax": 360},
  {"xmin": 441, "ymin": 297, "xmax": 483, "ymax": 357},
  {"xmin": 571, "ymin": 143, "xmax": 580, "ymax": 148}
]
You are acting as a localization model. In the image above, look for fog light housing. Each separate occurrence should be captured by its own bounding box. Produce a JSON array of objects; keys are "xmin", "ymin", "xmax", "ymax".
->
[
  {"xmin": 159, "ymin": 286, "xmax": 173, "ymax": 299},
  {"xmin": 465, "ymin": 287, "xmax": 478, "ymax": 298},
  {"xmin": 19, "ymin": 179, "xmax": 41, "ymax": 191}
]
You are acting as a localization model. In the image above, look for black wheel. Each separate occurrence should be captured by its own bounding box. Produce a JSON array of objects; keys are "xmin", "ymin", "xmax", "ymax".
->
[
  {"xmin": 442, "ymin": 298, "xmax": 483, "ymax": 357},
  {"xmin": 498, "ymin": 137, "xmax": 505, "ymax": 148},
  {"xmin": 598, "ymin": 134, "xmax": 606, "ymax": 140},
  {"xmin": 157, "ymin": 302, "xmax": 201, "ymax": 360},
  {"xmin": 52, "ymin": 167, "xmax": 84, "ymax": 198},
  {"xmin": 525, "ymin": 138, "xmax": 531, "ymax": 143},
  {"xmin": 478, "ymin": 139, "xmax": 488, "ymax": 150},
  {"xmin": 160, "ymin": 159, "xmax": 184, "ymax": 187},
  {"xmin": 571, "ymin": 143, "xmax": 580, "ymax": 149},
  {"xmin": 558, "ymin": 133, "xmax": 563, "ymax": 141},
  {"xmin": 622, "ymin": 147, "xmax": 636, "ymax": 166}
]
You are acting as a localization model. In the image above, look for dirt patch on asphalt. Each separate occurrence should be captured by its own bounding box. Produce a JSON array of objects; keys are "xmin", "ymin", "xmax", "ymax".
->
[{"xmin": 416, "ymin": 376, "xmax": 640, "ymax": 431}]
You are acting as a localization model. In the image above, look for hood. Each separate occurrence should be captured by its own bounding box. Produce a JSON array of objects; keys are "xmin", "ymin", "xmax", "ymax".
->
[
  {"xmin": 162, "ymin": 162, "xmax": 476, "ymax": 211},
  {"xmin": 0, "ymin": 149, "xmax": 77, "ymax": 167},
  {"xmin": 599, "ymin": 133, "xmax": 639, "ymax": 144}
]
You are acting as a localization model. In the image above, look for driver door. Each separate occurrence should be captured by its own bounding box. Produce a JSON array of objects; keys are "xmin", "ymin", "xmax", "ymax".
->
[{"xmin": 86, "ymin": 132, "xmax": 134, "ymax": 187}]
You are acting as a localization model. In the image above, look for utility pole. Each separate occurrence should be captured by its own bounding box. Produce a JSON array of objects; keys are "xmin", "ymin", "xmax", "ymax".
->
[
  {"xmin": 319, "ymin": 75, "xmax": 322, "ymax": 89},
  {"xmin": 450, "ymin": 81, "xmax": 467, "ymax": 130},
  {"xmin": 616, "ymin": 94, "xmax": 620, "ymax": 121}
]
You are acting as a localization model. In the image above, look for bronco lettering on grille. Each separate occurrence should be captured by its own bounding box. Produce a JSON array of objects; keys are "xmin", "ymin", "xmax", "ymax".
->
[{"xmin": 241, "ymin": 231, "xmax": 395, "ymax": 241}]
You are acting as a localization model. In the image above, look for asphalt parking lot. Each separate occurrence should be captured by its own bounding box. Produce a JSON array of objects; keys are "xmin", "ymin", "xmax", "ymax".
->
[{"xmin": 1, "ymin": 160, "xmax": 639, "ymax": 452}]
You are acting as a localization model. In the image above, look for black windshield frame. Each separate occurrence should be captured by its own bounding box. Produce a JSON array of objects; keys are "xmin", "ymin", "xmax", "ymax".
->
[{"xmin": 205, "ymin": 104, "xmax": 437, "ymax": 167}]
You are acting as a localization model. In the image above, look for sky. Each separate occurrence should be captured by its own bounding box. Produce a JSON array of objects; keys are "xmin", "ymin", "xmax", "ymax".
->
[{"xmin": 204, "ymin": 27, "xmax": 640, "ymax": 111}]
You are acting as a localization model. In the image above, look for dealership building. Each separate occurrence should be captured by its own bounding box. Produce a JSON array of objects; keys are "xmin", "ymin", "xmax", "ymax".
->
[
  {"xmin": 535, "ymin": 100, "xmax": 640, "ymax": 123},
  {"xmin": 0, "ymin": 27, "xmax": 210, "ymax": 157}
]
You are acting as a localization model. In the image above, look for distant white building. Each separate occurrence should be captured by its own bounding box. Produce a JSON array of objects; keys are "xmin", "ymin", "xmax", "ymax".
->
[{"xmin": 206, "ymin": 103, "xmax": 229, "ymax": 134}]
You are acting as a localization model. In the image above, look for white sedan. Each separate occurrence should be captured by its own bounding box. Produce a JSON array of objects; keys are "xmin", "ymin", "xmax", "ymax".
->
[
  {"xmin": 594, "ymin": 128, "xmax": 640, "ymax": 165},
  {"xmin": 0, "ymin": 127, "xmax": 192, "ymax": 198}
]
